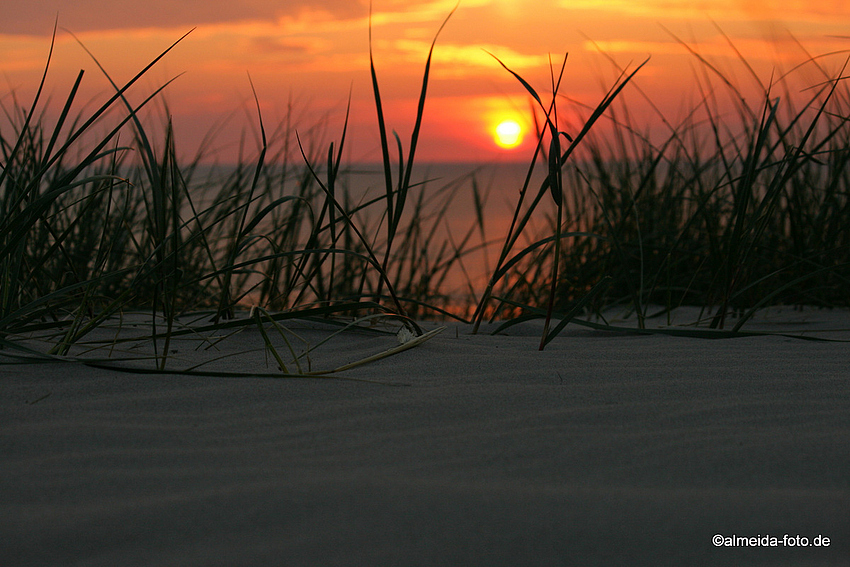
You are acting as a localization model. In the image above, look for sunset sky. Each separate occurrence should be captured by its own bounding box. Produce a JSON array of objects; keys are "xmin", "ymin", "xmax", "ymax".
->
[{"xmin": 2, "ymin": 1, "xmax": 850, "ymax": 164}]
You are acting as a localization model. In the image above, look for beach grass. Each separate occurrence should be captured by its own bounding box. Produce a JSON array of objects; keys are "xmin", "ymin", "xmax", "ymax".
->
[
  {"xmin": 2, "ymin": 16, "xmax": 850, "ymax": 372},
  {"xmin": 474, "ymin": 35, "xmax": 850, "ymax": 341}
]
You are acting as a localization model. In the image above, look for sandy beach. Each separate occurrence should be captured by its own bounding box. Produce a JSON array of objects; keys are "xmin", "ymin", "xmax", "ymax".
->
[{"xmin": 3, "ymin": 308, "xmax": 849, "ymax": 566}]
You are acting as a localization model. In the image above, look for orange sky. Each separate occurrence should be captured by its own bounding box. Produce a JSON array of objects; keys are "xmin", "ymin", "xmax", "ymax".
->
[{"xmin": 2, "ymin": 0, "xmax": 850, "ymax": 164}]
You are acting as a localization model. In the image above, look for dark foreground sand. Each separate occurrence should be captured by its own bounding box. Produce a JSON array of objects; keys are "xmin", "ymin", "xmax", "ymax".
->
[{"xmin": 3, "ymin": 308, "xmax": 849, "ymax": 566}]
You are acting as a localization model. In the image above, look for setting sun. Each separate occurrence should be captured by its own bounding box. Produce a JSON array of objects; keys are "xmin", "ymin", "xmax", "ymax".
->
[{"xmin": 494, "ymin": 120, "xmax": 523, "ymax": 149}]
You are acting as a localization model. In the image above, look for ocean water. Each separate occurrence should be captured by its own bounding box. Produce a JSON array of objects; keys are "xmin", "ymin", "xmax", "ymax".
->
[
  {"xmin": 179, "ymin": 160, "xmax": 553, "ymax": 309},
  {"xmin": 189, "ymin": 159, "xmax": 553, "ymax": 244},
  {"xmin": 339, "ymin": 161, "xmax": 552, "ymax": 276}
]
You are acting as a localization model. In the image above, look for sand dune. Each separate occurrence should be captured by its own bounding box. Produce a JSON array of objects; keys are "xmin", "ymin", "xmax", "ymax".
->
[{"xmin": 3, "ymin": 308, "xmax": 849, "ymax": 566}]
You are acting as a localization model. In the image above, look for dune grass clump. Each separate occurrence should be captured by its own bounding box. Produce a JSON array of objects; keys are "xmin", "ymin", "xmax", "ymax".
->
[
  {"xmin": 0, "ymin": 16, "xmax": 471, "ymax": 373},
  {"xmin": 499, "ymin": 45, "xmax": 850, "ymax": 335},
  {"xmin": 462, "ymin": 32, "xmax": 850, "ymax": 344},
  {"xmin": 2, "ymin": 12, "xmax": 850, "ymax": 371}
]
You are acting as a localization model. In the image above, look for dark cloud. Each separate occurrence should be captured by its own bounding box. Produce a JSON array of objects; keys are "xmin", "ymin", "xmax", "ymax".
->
[
  {"xmin": 250, "ymin": 36, "xmax": 312, "ymax": 55},
  {"xmin": 1, "ymin": 0, "xmax": 373, "ymax": 35}
]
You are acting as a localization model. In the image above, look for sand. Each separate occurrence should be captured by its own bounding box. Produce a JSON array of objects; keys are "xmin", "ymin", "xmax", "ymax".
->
[{"xmin": 2, "ymin": 307, "xmax": 849, "ymax": 566}]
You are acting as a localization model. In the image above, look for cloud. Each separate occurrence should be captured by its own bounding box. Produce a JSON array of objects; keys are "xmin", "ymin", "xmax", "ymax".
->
[
  {"xmin": 557, "ymin": 0, "xmax": 850, "ymax": 23},
  {"xmin": 249, "ymin": 36, "xmax": 326, "ymax": 57},
  {"xmin": 1, "ymin": 0, "xmax": 366, "ymax": 35},
  {"xmin": 1, "ymin": 0, "xmax": 471, "ymax": 36},
  {"xmin": 392, "ymin": 40, "xmax": 551, "ymax": 70}
]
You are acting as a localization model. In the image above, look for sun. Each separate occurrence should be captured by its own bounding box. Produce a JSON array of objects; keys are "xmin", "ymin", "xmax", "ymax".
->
[{"xmin": 493, "ymin": 119, "xmax": 523, "ymax": 149}]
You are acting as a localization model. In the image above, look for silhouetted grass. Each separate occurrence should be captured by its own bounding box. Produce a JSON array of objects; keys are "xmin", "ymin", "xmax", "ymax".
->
[{"xmin": 3, "ymin": 14, "xmax": 850, "ymax": 369}]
